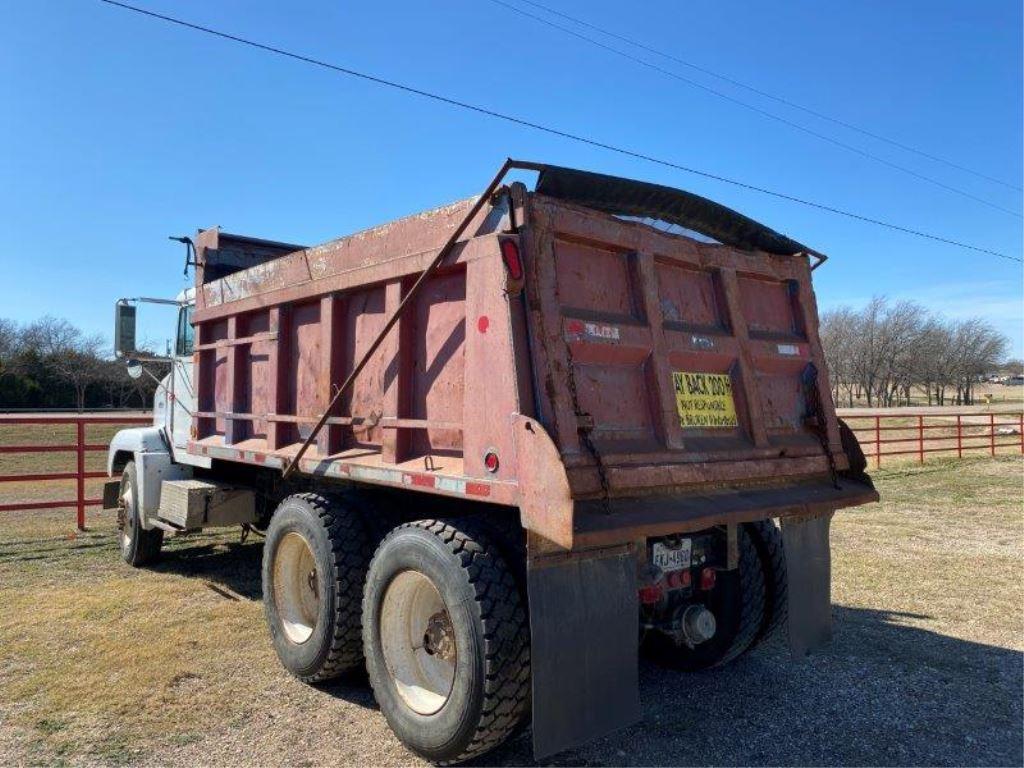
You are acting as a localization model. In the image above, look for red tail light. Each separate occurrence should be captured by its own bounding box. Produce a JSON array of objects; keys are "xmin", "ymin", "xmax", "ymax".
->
[
  {"xmin": 700, "ymin": 567, "xmax": 717, "ymax": 591},
  {"xmin": 500, "ymin": 238, "xmax": 523, "ymax": 280}
]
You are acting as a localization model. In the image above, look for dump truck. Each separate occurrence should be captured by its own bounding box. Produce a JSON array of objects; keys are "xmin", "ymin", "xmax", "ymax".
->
[{"xmin": 105, "ymin": 160, "xmax": 877, "ymax": 763}]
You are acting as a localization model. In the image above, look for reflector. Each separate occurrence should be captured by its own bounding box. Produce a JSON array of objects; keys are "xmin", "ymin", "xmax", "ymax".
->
[{"xmin": 499, "ymin": 239, "xmax": 523, "ymax": 280}]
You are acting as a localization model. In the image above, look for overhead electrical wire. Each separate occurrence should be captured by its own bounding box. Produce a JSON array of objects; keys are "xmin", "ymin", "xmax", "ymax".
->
[
  {"xmin": 485, "ymin": 0, "xmax": 1021, "ymax": 218},
  {"xmin": 504, "ymin": 0, "xmax": 1023, "ymax": 193},
  {"xmin": 95, "ymin": 0, "xmax": 1022, "ymax": 263}
]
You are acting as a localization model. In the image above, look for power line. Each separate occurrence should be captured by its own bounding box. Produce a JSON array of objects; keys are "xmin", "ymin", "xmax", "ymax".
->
[
  {"xmin": 95, "ymin": 0, "xmax": 1022, "ymax": 263},
  {"xmin": 486, "ymin": 0, "xmax": 1021, "ymax": 219},
  {"xmin": 506, "ymin": 0, "xmax": 1023, "ymax": 194}
]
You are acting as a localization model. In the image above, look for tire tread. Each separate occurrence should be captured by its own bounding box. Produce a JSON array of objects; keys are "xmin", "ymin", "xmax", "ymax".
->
[
  {"xmin": 288, "ymin": 491, "xmax": 370, "ymax": 683},
  {"xmin": 715, "ymin": 524, "xmax": 766, "ymax": 666},
  {"xmin": 748, "ymin": 519, "xmax": 789, "ymax": 648},
  {"xmin": 366, "ymin": 518, "xmax": 530, "ymax": 765}
]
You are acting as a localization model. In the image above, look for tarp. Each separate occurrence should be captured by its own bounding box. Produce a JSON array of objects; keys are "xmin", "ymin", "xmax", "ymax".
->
[{"xmin": 535, "ymin": 164, "xmax": 821, "ymax": 258}]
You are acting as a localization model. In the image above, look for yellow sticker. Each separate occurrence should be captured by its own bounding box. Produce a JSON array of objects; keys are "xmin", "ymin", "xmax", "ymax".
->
[{"xmin": 672, "ymin": 372, "xmax": 738, "ymax": 428}]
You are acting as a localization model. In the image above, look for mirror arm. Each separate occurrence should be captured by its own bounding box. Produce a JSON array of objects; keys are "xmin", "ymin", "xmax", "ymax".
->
[{"xmin": 118, "ymin": 296, "xmax": 183, "ymax": 307}]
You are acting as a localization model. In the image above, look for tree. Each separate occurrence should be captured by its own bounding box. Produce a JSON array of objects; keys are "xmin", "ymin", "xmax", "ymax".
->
[
  {"xmin": 820, "ymin": 298, "xmax": 1010, "ymax": 408},
  {"xmin": 0, "ymin": 315, "xmax": 164, "ymax": 410},
  {"xmin": 20, "ymin": 317, "xmax": 106, "ymax": 411}
]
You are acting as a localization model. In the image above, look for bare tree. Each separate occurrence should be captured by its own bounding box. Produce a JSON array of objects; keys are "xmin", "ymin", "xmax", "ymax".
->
[
  {"xmin": 820, "ymin": 298, "xmax": 1009, "ymax": 408},
  {"xmin": 0, "ymin": 318, "xmax": 18, "ymax": 372},
  {"xmin": 820, "ymin": 306, "xmax": 859, "ymax": 407},
  {"xmin": 22, "ymin": 316, "xmax": 107, "ymax": 411}
]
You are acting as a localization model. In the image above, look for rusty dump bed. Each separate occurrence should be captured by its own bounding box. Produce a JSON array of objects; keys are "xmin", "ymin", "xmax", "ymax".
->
[{"xmin": 189, "ymin": 161, "xmax": 876, "ymax": 550}]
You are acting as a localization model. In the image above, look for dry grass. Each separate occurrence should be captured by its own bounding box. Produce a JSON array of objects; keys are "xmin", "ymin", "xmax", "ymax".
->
[
  {"xmin": 838, "ymin": 383, "xmax": 1024, "ymax": 409},
  {"xmin": 0, "ymin": 446, "xmax": 1021, "ymax": 766}
]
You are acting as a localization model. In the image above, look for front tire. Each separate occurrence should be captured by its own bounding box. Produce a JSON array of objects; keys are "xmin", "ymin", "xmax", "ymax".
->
[
  {"xmin": 118, "ymin": 461, "xmax": 162, "ymax": 566},
  {"xmin": 363, "ymin": 519, "xmax": 530, "ymax": 765},
  {"xmin": 262, "ymin": 492, "xmax": 370, "ymax": 682}
]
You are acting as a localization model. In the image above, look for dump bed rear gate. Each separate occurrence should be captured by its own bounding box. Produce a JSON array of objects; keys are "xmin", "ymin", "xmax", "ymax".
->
[{"xmin": 523, "ymin": 193, "xmax": 844, "ymax": 498}]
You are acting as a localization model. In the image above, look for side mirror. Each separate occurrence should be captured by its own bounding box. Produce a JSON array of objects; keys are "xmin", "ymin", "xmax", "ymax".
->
[
  {"xmin": 114, "ymin": 301, "xmax": 136, "ymax": 357},
  {"xmin": 125, "ymin": 359, "xmax": 144, "ymax": 380}
]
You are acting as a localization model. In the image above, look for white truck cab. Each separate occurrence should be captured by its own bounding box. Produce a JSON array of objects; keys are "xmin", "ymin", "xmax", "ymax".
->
[{"xmin": 105, "ymin": 288, "xmax": 249, "ymax": 562}]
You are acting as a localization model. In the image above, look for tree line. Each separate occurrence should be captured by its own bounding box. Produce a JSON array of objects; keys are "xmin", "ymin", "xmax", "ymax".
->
[
  {"xmin": 0, "ymin": 304, "xmax": 1017, "ymax": 412},
  {"xmin": 820, "ymin": 297, "xmax": 1015, "ymax": 408},
  {"xmin": 0, "ymin": 316, "xmax": 166, "ymax": 411}
]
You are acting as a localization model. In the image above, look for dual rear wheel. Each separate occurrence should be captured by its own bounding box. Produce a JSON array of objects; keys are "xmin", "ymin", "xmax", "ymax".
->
[
  {"xmin": 262, "ymin": 495, "xmax": 530, "ymax": 764},
  {"xmin": 262, "ymin": 493, "xmax": 786, "ymax": 764}
]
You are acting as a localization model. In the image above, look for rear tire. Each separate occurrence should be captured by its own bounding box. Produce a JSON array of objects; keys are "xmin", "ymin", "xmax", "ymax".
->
[
  {"xmin": 118, "ymin": 461, "xmax": 163, "ymax": 567},
  {"xmin": 363, "ymin": 519, "xmax": 530, "ymax": 765},
  {"xmin": 748, "ymin": 519, "xmax": 788, "ymax": 648},
  {"xmin": 644, "ymin": 524, "xmax": 765, "ymax": 671},
  {"xmin": 262, "ymin": 492, "xmax": 370, "ymax": 682}
]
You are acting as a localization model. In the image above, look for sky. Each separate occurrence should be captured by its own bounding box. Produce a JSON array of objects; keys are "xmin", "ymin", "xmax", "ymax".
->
[{"xmin": 1, "ymin": 0, "xmax": 1021, "ymax": 355}]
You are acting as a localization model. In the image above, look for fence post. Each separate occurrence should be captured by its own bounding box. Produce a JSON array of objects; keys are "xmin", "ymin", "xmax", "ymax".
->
[
  {"xmin": 989, "ymin": 413, "xmax": 996, "ymax": 457},
  {"xmin": 956, "ymin": 415, "xmax": 962, "ymax": 458},
  {"xmin": 76, "ymin": 419, "xmax": 86, "ymax": 531},
  {"xmin": 874, "ymin": 415, "xmax": 881, "ymax": 468},
  {"xmin": 1020, "ymin": 413, "xmax": 1023, "ymax": 455},
  {"xmin": 918, "ymin": 414, "xmax": 924, "ymax": 464}
]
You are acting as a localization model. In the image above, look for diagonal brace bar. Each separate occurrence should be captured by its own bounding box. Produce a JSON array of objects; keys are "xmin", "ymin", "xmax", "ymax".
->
[{"xmin": 281, "ymin": 158, "xmax": 540, "ymax": 478}]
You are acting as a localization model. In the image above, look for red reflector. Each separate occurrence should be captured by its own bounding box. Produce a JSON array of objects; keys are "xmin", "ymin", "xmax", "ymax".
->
[
  {"xmin": 500, "ymin": 239, "xmax": 523, "ymax": 280},
  {"xmin": 700, "ymin": 567, "xmax": 716, "ymax": 591},
  {"xmin": 638, "ymin": 584, "xmax": 662, "ymax": 604},
  {"xmin": 484, "ymin": 451, "xmax": 500, "ymax": 473},
  {"xmin": 666, "ymin": 570, "xmax": 692, "ymax": 590}
]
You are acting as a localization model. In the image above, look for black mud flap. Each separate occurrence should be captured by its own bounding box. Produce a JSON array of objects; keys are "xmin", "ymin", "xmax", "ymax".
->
[
  {"xmin": 781, "ymin": 512, "xmax": 834, "ymax": 656},
  {"xmin": 527, "ymin": 545, "xmax": 641, "ymax": 760},
  {"xmin": 102, "ymin": 479, "xmax": 121, "ymax": 511}
]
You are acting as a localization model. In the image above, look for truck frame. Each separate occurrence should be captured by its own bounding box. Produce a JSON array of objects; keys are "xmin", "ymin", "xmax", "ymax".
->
[{"xmin": 105, "ymin": 160, "xmax": 877, "ymax": 763}]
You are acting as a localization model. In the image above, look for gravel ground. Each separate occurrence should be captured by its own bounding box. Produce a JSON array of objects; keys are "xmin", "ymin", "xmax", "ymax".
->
[{"xmin": 147, "ymin": 617, "xmax": 1021, "ymax": 768}]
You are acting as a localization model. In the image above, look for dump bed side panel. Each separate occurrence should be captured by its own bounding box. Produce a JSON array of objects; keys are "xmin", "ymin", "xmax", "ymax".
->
[
  {"xmin": 187, "ymin": 199, "xmax": 525, "ymax": 506},
  {"xmin": 523, "ymin": 194, "xmax": 844, "ymax": 499}
]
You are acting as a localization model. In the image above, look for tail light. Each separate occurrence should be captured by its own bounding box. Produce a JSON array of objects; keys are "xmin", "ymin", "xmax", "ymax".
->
[
  {"xmin": 499, "ymin": 238, "xmax": 523, "ymax": 281},
  {"xmin": 700, "ymin": 567, "xmax": 717, "ymax": 591}
]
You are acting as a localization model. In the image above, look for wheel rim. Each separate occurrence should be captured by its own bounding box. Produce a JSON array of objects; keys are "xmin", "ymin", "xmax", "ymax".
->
[
  {"xmin": 273, "ymin": 532, "xmax": 320, "ymax": 644},
  {"xmin": 380, "ymin": 570, "xmax": 457, "ymax": 715},
  {"xmin": 120, "ymin": 486, "xmax": 134, "ymax": 554}
]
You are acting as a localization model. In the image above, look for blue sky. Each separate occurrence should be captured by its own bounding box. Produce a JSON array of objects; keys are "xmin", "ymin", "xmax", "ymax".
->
[{"xmin": 2, "ymin": 0, "xmax": 1021, "ymax": 354}]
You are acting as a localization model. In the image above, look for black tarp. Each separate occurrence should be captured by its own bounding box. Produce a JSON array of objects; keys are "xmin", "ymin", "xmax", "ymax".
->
[{"xmin": 534, "ymin": 164, "xmax": 821, "ymax": 258}]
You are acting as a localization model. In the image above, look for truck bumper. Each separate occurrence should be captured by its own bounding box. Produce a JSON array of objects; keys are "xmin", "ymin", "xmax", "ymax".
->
[{"xmin": 571, "ymin": 476, "xmax": 877, "ymax": 548}]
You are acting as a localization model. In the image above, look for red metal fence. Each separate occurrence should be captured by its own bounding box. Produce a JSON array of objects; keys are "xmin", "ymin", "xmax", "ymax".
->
[
  {"xmin": 0, "ymin": 414, "xmax": 149, "ymax": 530},
  {"xmin": 839, "ymin": 410, "xmax": 1024, "ymax": 468},
  {"xmin": 1, "ymin": 411, "xmax": 1021, "ymax": 529}
]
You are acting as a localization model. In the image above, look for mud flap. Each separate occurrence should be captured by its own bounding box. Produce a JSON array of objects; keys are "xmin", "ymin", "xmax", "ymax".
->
[
  {"xmin": 101, "ymin": 479, "xmax": 121, "ymax": 511},
  {"xmin": 781, "ymin": 511, "xmax": 834, "ymax": 656},
  {"xmin": 527, "ymin": 544, "xmax": 641, "ymax": 759}
]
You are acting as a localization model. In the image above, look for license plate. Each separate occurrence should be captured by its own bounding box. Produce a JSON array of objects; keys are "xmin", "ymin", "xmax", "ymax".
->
[{"xmin": 652, "ymin": 539, "xmax": 692, "ymax": 573}]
